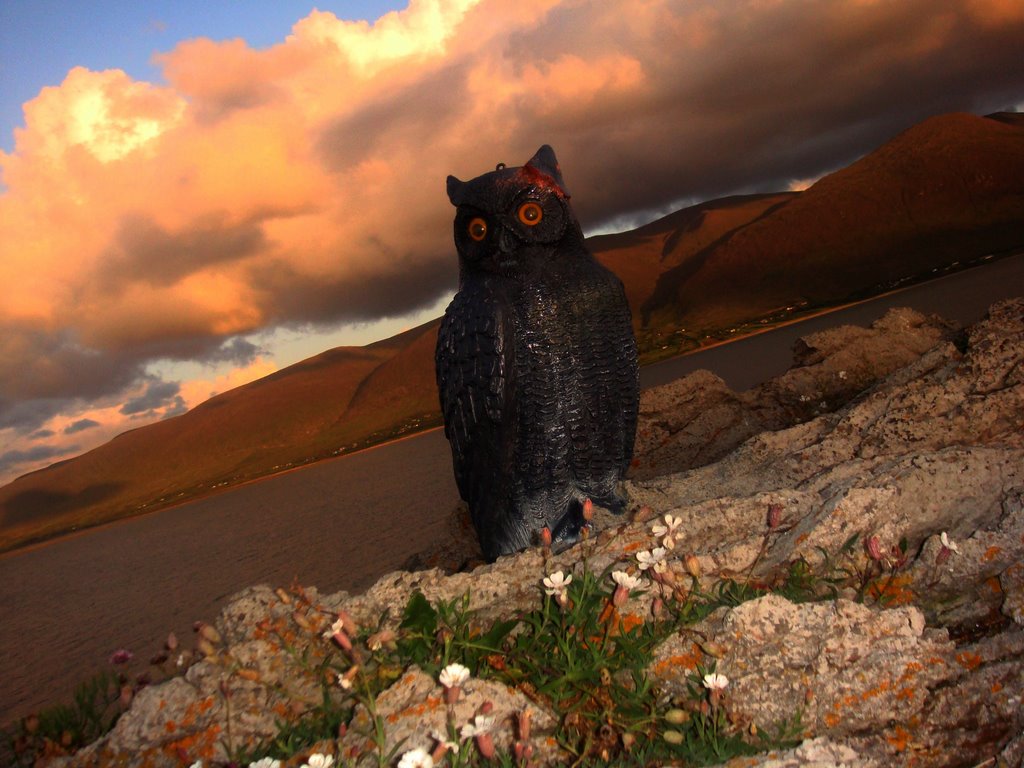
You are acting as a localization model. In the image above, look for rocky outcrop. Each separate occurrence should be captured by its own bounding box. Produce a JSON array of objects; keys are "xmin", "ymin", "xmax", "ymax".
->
[{"xmin": 46, "ymin": 299, "xmax": 1024, "ymax": 767}]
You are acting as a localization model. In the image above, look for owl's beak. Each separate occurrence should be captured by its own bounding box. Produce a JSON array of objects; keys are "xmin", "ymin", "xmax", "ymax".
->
[{"xmin": 497, "ymin": 225, "xmax": 518, "ymax": 256}]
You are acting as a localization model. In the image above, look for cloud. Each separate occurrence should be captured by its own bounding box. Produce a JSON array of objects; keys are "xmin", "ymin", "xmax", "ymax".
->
[
  {"xmin": 0, "ymin": 0, "xmax": 1022, "ymax": 472},
  {"xmin": 119, "ymin": 379, "xmax": 181, "ymax": 416},
  {"xmin": 63, "ymin": 418, "xmax": 101, "ymax": 435},
  {"xmin": 0, "ymin": 444, "xmax": 78, "ymax": 481}
]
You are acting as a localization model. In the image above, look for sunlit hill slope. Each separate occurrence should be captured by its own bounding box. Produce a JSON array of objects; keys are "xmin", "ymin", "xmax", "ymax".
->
[{"xmin": 1, "ymin": 111, "xmax": 1022, "ymax": 551}]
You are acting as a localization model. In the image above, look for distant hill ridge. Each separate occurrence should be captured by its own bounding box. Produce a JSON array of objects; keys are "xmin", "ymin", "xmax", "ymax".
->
[{"xmin": 1, "ymin": 111, "xmax": 1022, "ymax": 552}]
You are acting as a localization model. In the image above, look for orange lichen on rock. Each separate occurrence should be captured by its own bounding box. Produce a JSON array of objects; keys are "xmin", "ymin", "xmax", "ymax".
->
[
  {"xmin": 824, "ymin": 712, "xmax": 841, "ymax": 728},
  {"xmin": 955, "ymin": 651, "xmax": 983, "ymax": 670},
  {"xmin": 982, "ymin": 545, "xmax": 1002, "ymax": 562},
  {"xmin": 652, "ymin": 642, "xmax": 704, "ymax": 676},
  {"xmin": 621, "ymin": 540, "xmax": 645, "ymax": 554},
  {"xmin": 867, "ymin": 574, "xmax": 915, "ymax": 604},
  {"xmin": 985, "ymin": 575, "xmax": 1004, "ymax": 594},
  {"xmin": 161, "ymin": 723, "xmax": 223, "ymax": 763},
  {"xmin": 386, "ymin": 695, "xmax": 444, "ymax": 724},
  {"xmin": 900, "ymin": 661, "xmax": 923, "ymax": 680},
  {"xmin": 619, "ymin": 612, "xmax": 645, "ymax": 634},
  {"xmin": 887, "ymin": 724, "xmax": 911, "ymax": 751}
]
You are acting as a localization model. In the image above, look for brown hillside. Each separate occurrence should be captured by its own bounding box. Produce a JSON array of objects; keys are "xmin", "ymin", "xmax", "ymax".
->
[
  {"xmin": 333, "ymin": 319, "xmax": 443, "ymax": 442},
  {"xmin": 590, "ymin": 193, "xmax": 797, "ymax": 318},
  {"xmin": 643, "ymin": 113, "xmax": 1024, "ymax": 332}
]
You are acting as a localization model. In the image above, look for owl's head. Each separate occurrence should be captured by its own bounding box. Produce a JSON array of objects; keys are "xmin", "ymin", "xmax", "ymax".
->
[{"xmin": 446, "ymin": 145, "xmax": 582, "ymax": 276}]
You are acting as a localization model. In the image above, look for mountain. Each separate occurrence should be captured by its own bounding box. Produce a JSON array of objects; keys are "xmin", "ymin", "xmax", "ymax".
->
[
  {"xmin": 1, "ymin": 111, "xmax": 1022, "ymax": 552},
  {"xmin": 641, "ymin": 112, "xmax": 1024, "ymax": 342}
]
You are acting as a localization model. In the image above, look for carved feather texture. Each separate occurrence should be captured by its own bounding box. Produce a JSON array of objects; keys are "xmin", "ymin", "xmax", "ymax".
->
[{"xmin": 437, "ymin": 147, "xmax": 638, "ymax": 560}]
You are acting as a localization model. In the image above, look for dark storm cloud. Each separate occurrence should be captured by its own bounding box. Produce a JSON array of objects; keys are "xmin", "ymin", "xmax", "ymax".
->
[
  {"xmin": 206, "ymin": 337, "xmax": 263, "ymax": 367},
  {"xmin": 119, "ymin": 379, "xmax": 182, "ymax": 416},
  {"xmin": 99, "ymin": 212, "xmax": 268, "ymax": 290},
  {"xmin": 252, "ymin": 248, "xmax": 455, "ymax": 327},
  {"xmin": 0, "ymin": 444, "xmax": 77, "ymax": 479},
  {"xmin": 63, "ymin": 418, "xmax": 101, "ymax": 435}
]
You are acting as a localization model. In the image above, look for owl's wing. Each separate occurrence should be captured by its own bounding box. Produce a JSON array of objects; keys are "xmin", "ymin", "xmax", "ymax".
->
[{"xmin": 435, "ymin": 282, "xmax": 512, "ymax": 516}]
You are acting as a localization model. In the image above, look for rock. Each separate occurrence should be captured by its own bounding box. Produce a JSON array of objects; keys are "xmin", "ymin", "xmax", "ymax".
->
[
  {"xmin": 52, "ymin": 298, "xmax": 1024, "ymax": 767},
  {"xmin": 630, "ymin": 306, "xmax": 955, "ymax": 480},
  {"xmin": 731, "ymin": 736, "xmax": 879, "ymax": 767},
  {"xmin": 653, "ymin": 595, "xmax": 954, "ymax": 735},
  {"xmin": 339, "ymin": 666, "xmax": 559, "ymax": 765}
]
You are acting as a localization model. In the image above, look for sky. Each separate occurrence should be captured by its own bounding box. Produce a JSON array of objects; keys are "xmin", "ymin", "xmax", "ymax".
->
[{"xmin": 0, "ymin": 0, "xmax": 1022, "ymax": 486}]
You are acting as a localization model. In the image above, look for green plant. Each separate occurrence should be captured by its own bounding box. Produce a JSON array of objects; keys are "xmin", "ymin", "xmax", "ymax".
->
[{"xmin": 8, "ymin": 669, "xmax": 125, "ymax": 764}]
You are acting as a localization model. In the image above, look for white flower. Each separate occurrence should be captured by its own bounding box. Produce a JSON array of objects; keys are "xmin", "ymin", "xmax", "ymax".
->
[
  {"xmin": 542, "ymin": 571, "xmax": 573, "ymax": 597},
  {"xmin": 397, "ymin": 748, "xmax": 434, "ymax": 768},
  {"xmin": 189, "ymin": 762, "xmax": 203, "ymax": 768},
  {"xmin": 249, "ymin": 759, "xmax": 281, "ymax": 768},
  {"xmin": 431, "ymin": 730, "xmax": 460, "ymax": 754},
  {"xmin": 636, "ymin": 547, "xmax": 668, "ymax": 571},
  {"xmin": 702, "ymin": 672, "xmax": 729, "ymax": 691},
  {"xmin": 940, "ymin": 531, "xmax": 961, "ymax": 554},
  {"xmin": 439, "ymin": 663, "xmax": 471, "ymax": 689},
  {"xmin": 322, "ymin": 617, "xmax": 345, "ymax": 640},
  {"xmin": 653, "ymin": 514, "xmax": 683, "ymax": 549},
  {"xmin": 460, "ymin": 714, "xmax": 495, "ymax": 739},
  {"xmin": 611, "ymin": 571, "xmax": 644, "ymax": 591},
  {"xmin": 337, "ymin": 666, "xmax": 359, "ymax": 690},
  {"xmin": 301, "ymin": 754, "xmax": 334, "ymax": 768}
]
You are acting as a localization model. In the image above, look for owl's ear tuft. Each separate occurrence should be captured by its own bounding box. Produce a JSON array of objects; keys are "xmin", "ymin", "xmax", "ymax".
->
[
  {"xmin": 446, "ymin": 175, "xmax": 467, "ymax": 206},
  {"xmin": 524, "ymin": 145, "xmax": 570, "ymax": 198}
]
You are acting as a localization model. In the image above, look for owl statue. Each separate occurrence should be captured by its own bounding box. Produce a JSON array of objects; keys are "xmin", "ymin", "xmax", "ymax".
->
[{"xmin": 436, "ymin": 145, "xmax": 639, "ymax": 561}]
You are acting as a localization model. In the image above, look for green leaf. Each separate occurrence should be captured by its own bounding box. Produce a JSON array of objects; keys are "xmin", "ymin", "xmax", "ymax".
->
[{"xmin": 399, "ymin": 591, "xmax": 438, "ymax": 636}]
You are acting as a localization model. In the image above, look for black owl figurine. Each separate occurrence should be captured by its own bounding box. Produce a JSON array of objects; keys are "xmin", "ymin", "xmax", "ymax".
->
[{"xmin": 435, "ymin": 145, "xmax": 639, "ymax": 561}]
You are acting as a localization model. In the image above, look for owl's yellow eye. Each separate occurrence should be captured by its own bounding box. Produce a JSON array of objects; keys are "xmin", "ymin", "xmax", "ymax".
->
[
  {"xmin": 468, "ymin": 217, "xmax": 487, "ymax": 241},
  {"xmin": 518, "ymin": 202, "xmax": 543, "ymax": 226}
]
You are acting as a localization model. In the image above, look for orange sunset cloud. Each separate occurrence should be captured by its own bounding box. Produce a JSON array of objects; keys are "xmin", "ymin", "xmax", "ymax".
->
[{"xmin": 1, "ymin": 0, "xmax": 1022, "ymax": 483}]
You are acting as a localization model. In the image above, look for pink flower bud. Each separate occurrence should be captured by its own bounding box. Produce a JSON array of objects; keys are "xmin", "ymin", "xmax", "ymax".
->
[
  {"xmin": 336, "ymin": 609, "xmax": 358, "ymax": 632},
  {"xmin": 767, "ymin": 503, "xmax": 783, "ymax": 530},
  {"xmin": 476, "ymin": 733, "xmax": 496, "ymax": 760},
  {"xmin": 444, "ymin": 685, "xmax": 460, "ymax": 705},
  {"xmin": 684, "ymin": 554, "xmax": 702, "ymax": 579},
  {"xmin": 480, "ymin": 700, "xmax": 494, "ymax": 715},
  {"xmin": 518, "ymin": 708, "xmax": 532, "ymax": 741},
  {"xmin": 582, "ymin": 498, "xmax": 594, "ymax": 522},
  {"xmin": 540, "ymin": 527, "xmax": 552, "ymax": 548},
  {"xmin": 652, "ymin": 596, "xmax": 664, "ymax": 619},
  {"xmin": 866, "ymin": 535, "xmax": 883, "ymax": 561},
  {"xmin": 109, "ymin": 649, "xmax": 133, "ymax": 665},
  {"xmin": 332, "ymin": 629, "xmax": 353, "ymax": 653},
  {"xmin": 612, "ymin": 584, "xmax": 629, "ymax": 607}
]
